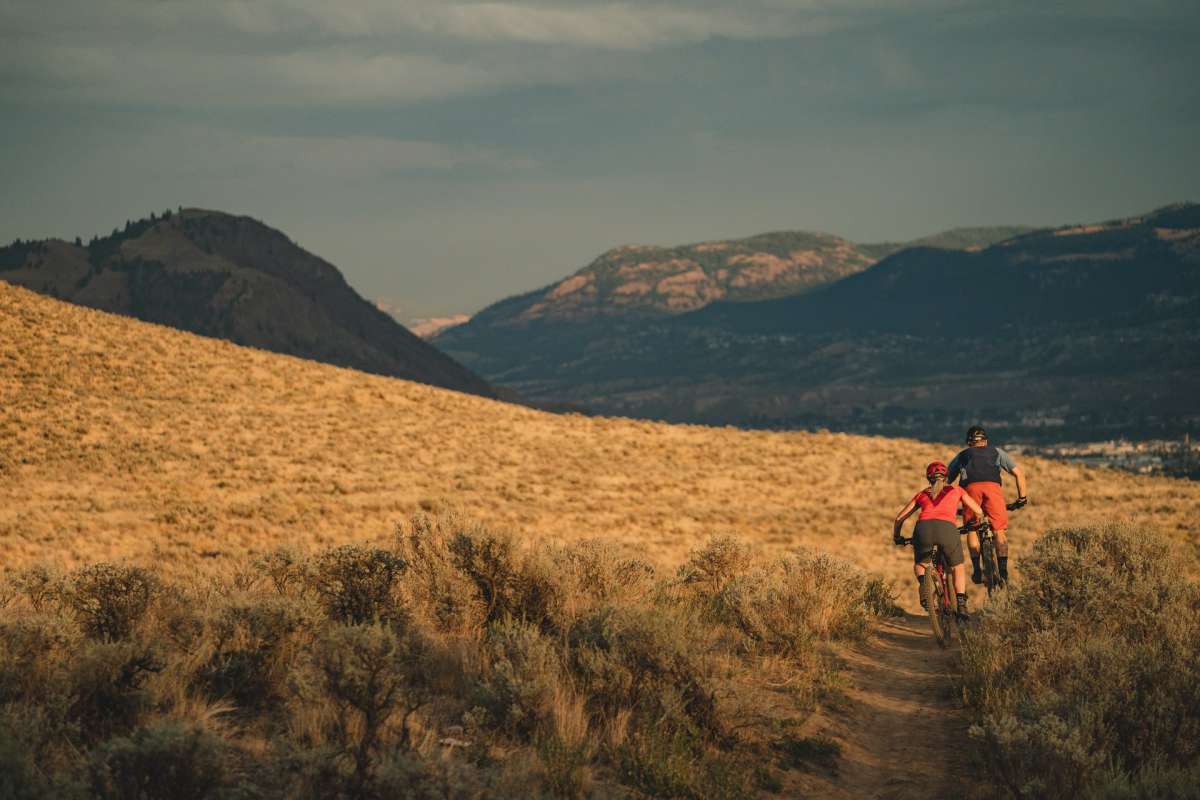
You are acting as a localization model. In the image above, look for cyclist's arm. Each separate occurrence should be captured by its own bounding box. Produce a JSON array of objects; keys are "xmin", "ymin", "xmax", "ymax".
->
[
  {"xmin": 893, "ymin": 498, "xmax": 918, "ymax": 538},
  {"xmin": 961, "ymin": 491, "xmax": 983, "ymax": 519},
  {"xmin": 946, "ymin": 451, "xmax": 964, "ymax": 485},
  {"xmin": 1010, "ymin": 465, "xmax": 1027, "ymax": 498},
  {"xmin": 997, "ymin": 448, "xmax": 1027, "ymax": 498}
]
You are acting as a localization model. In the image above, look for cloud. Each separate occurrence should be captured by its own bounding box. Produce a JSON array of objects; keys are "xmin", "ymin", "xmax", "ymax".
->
[
  {"xmin": 5, "ymin": 0, "xmax": 1196, "ymax": 111},
  {"xmin": 0, "ymin": 0, "xmax": 930, "ymax": 109}
]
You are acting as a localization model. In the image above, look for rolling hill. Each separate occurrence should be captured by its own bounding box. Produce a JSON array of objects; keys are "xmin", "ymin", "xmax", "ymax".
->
[
  {"xmin": 3, "ymin": 279, "xmax": 1196, "ymax": 584},
  {"xmin": 3, "ymin": 281, "xmax": 1198, "ymax": 798},
  {"xmin": 437, "ymin": 205, "xmax": 1199, "ymax": 442},
  {"xmin": 0, "ymin": 208, "xmax": 495, "ymax": 397}
]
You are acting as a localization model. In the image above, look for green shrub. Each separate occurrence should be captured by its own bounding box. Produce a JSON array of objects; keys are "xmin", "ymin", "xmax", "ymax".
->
[
  {"xmin": 536, "ymin": 736, "xmax": 590, "ymax": 800},
  {"xmin": 198, "ymin": 598, "xmax": 302, "ymax": 711},
  {"xmin": 307, "ymin": 545, "xmax": 406, "ymax": 624},
  {"xmin": 568, "ymin": 605, "xmax": 720, "ymax": 740},
  {"xmin": 0, "ymin": 726, "xmax": 54, "ymax": 800},
  {"xmin": 679, "ymin": 535, "xmax": 751, "ymax": 597},
  {"xmin": 447, "ymin": 527, "xmax": 561, "ymax": 629},
  {"xmin": 477, "ymin": 618, "xmax": 561, "ymax": 738},
  {"xmin": 962, "ymin": 524, "xmax": 1200, "ymax": 798},
  {"xmin": 9, "ymin": 565, "xmax": 61, "ymax": 612},
  {"xmin": 394, "ymin": 513, "xmax": 488, "ymax": 632},
  {"xmin": 711, "ymin": 552, "xmax": 873, "ymax": 656},
  {"xmin": 616, "ymin": 726, "xmax": 751, "ymax": 800},
  {"xmin": 552, "ymin": 540, "xmax": 656, "ymax": 606},
  {"xmin": 68, "ymin": 641, "xmax": 163, "ymax": 744},
  {"xmin": 255, "ymin": 547, "xmax": 301, "ymax": 596},
  {"xmin": 64, "ymin": 564, "xmax": 157, "ymax": 641},
  {"xmin": 89, "ymin": 722, "xmax": 229, "ymax": 800},
  {"xmin": 311, "ymin": 623, "xmax": 426, "ymax": 794}
]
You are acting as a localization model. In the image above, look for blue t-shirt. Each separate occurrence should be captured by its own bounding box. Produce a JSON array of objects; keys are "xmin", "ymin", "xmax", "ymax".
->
[{"xmin": 947, "ymin": 446, "xmax": 1016, "ymax": 486}]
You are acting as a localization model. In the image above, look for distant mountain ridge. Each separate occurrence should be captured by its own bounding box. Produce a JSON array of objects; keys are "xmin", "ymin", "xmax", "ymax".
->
[
  {"xmin": 438, "ymin": 205, "xmax": 1199, "ymax": 442},
  {"xmin": 0, "ymin": 208, "xmax": 495, "ymax": 397},
  {"xmin": 460, "ymin": 225, "xmax": 1031, "ymax": 330}
]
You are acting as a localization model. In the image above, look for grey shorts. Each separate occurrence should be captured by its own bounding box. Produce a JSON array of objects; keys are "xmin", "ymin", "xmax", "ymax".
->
[{"xmin": 913, "ymin": 519, "xmax": 964, "ymax": 567}]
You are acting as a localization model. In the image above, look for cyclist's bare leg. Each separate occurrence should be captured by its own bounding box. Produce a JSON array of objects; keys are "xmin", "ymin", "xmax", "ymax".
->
[
  {"xmin": 951, "ymin": 563, "xmax": 966, "ymax": 595},
  {"xmin": 994, "ymin": 529, "xmax": 1009, "ymax": 557},
  {"xmin": 913, "ymin": 562, "xmax": 926, "ymax": 579},
  {"xmin": 966, "ymin": 528, "xmax": 981, "ymax": 557}
]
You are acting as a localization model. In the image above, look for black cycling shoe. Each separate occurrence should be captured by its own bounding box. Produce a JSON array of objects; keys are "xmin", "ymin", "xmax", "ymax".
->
[
  {"xmin": 919, "ymin": 594, "xmax": 929, "ymax": 611},
  {"xmin": 970, "ymin": 570, "xmax": 983, "ymax": 585},
  {"xmin": 956, "ymin": 606, "xmax": 970, "ymax": 623}
]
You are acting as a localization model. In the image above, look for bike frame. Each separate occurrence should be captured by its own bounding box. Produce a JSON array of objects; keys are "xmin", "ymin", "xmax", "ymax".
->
[{"xmin": 927, "ymin": 545, "xmax": 955, "ymax": 628}]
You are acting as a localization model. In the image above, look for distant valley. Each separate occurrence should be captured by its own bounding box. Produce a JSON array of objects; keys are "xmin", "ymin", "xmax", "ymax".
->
[{"xmin": 437, "ymin": 205, "xmax": 1199, "ymax": 443}]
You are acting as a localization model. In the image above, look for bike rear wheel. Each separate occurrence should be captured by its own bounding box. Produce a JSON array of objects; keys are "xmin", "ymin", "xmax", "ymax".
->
[
  {"xmin": 921, "ymin": 561, "xmax": 948, "ymax": 647},
  {"xmin": 937, "ymin": 564, "xmax": 955, "ymax": 645}
]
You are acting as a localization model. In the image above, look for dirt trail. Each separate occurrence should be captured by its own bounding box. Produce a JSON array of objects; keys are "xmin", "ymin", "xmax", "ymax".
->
[{"xmin": 816, "ymin": 613, "xmax": 975, "ymax": 799}]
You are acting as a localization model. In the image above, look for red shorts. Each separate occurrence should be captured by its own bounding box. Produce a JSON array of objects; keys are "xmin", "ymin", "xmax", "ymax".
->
[{"xmin": 963, "ymin": 482, "xmax": 1008, "ymax": 531}]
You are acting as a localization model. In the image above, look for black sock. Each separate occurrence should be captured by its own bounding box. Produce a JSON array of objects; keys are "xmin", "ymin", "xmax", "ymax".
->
[
  {"xmin": 956, "ymin": 593, "xmax": 968, "ymax": 607},
  {"xmin": 970, "ymin": 554, "xmax": 981, "ymax": 574},
  {"xmin": 916, "ymin": 573, "xmax": 925, "ymax": 586},
  {"xmin": 999, "ymin": 557, "xmax": 1009, "ymax": 580}
]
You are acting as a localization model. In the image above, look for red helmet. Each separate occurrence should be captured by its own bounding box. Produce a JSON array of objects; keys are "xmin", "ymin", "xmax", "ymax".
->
[{"xmin": 926, "ymin": 461, "xmax": 948, "ymax": 480}]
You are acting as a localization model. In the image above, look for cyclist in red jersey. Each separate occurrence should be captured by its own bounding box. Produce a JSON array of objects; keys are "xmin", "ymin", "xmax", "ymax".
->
[{"xmin": 892, "ymin": 461, "xmax": 984, "ymax": 619}]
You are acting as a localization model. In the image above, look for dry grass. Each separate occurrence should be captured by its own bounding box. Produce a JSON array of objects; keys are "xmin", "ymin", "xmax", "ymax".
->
[
  {"xmin": 4, "ymin": 283, "xmax": 1199, "ymax": 797},
  {"xmin": 0, "ymin": 510, "xmax": 892, "ymax": 798},
  {"xmin": 2, "ymin": 282, "xmax": 1198, "ymax": 605}
]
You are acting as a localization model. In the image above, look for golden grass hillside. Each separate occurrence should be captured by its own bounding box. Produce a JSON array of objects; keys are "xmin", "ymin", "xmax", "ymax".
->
[{"xmin": 2, "ymin": 280, "xmax": 1198, "ymax": 595}]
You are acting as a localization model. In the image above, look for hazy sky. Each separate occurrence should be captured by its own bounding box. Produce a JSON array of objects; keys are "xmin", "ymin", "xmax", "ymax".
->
[{"xmin": 2, "ymin": 1, "xmax": 1198, "ymax": 318}]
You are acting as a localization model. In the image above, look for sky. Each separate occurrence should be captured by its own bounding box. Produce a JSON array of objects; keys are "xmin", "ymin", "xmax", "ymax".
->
[{"xmin": 2, "ymin": 1, "xmax": 1199, "ymax": 319}]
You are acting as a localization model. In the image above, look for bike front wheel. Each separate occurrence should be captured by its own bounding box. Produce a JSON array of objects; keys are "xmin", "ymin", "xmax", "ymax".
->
[{"xmin": 980, "ymin": 537, "xmax": 1001, "ymax": 597}]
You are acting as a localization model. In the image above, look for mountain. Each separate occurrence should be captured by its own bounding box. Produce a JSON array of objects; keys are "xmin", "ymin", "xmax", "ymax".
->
[
  {"xmin": 0, "ymin": 208, "xmax": 495, "ymax": 397},
  {"xmin": 438, "ymin": 205, "xmax": 1199, "ymax": 442},
  {"xmin": 437, "ymin": 224, "xmax": 1030, "ymax": 385},
  {"xmin": 857, "ymin": 225, "xmax": 1038, "ymax": 259},
  {"xmin": 407, "ymin": 314, "xmax": 470, "ymax": 338}
]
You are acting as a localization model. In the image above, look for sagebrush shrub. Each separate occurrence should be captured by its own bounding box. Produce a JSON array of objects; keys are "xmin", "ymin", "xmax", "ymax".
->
[
  {"xmin": 568, "ymin": 605, "xmax": 721, "ymax": 740},
  {"xmin": 89, "ymin": 722, "xmax": 229, "ymax": 800},
  {"xmin": 68, "ymin": 641, "xmax": 163, "ymax": 744},
  {"xmin": 395, "ymin": 513, "xmax": 488, "ymax": 632},
  {"xmin": 679, "ymin": 535, "xmax": 751, "ymax": 597},
  {"xmin": 711, "ymin": 552, "xmax": 873, "ymax": 655},
  {"xmin": 477, "ymin": 618, "xmax": 561, "ymax": 738},
  {"xmin": 307, "ymin": 545, "xmax": 406, "ymax": 624},
  {"xmin": 199, "ymin": 597, "xmax": 302, "ymax": 710},
  {"xmin": 9, "ymin": 565, "xmax": 61, "ymax": 612},
  {"xmin": 448, "ymin": 527, "xmax": 562, "ymax": 629},
  {"xmin": 962, "ymin": 524, "xmax": 1200, "ymax": 798},
  {"xmin": 0, "ymin": 725, "xmax": 52, "ymax": 800},
  {"xmin": 64, "ymin": 564, "xmax": 157, "ymax": 641},
  {"xmin": 312, "ymin": 623, "xmax": 426, "ymax": 793},
  {"xmin": 255, "ymin": 547, "xmax": 300, "ymax": 596}
]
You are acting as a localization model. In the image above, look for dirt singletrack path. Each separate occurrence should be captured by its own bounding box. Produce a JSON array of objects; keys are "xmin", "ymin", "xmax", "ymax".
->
[{"xmin": 816, "ymin": 612, "xmax": 975, "ymax": 799}]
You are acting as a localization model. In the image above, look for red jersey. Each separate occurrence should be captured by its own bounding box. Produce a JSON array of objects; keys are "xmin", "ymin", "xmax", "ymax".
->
[{"xmin": 911, "ymin": 485, "xmax": 964, "ymax": 522}]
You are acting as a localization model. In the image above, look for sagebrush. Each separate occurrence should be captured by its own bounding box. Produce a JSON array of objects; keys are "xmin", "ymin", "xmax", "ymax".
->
[{"xmin": 0, "ymin": 513, "xmax": 892, "ymax": 799}]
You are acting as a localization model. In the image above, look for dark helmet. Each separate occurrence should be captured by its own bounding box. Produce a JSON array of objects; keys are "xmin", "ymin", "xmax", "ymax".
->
[
  {"xmin": 926, "ymin": 461, "xmax": 948, "ymax": 480},
  {"xmin": 966, "ymin": 425, "xmax": 987, "ymax": 444}
]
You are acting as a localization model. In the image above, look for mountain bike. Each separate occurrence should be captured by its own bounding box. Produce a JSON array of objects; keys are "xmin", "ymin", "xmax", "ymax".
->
[
  {"xmin": 896, "ymin": 536, "xmax": 956, "ymax": 648},
  {"xmin": 959, "ymin": 501, "xmax": 1024, "ymax": 598}
]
